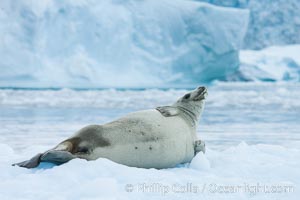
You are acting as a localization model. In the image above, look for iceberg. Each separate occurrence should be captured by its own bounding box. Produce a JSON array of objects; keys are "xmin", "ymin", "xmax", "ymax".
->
[
  {"xmin": 227, "ymin": 45, "xmax": 300, "ymax": 82},
  {"xmin": 197, "ymin": 0, "xmax": 300, "ymax": 49},
  {"xmin": 0, "ymin": 0, "xmax": 248, "ymax": 88}
]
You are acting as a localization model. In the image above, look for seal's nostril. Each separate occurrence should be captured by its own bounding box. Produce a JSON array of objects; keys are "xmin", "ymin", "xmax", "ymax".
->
[{"xmin": 197, "ymin": 86, "xmax": 206, "ymax": 92}]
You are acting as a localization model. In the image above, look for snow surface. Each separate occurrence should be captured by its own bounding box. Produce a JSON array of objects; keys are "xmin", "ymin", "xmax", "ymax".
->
[
  {"xmin": 197, "ymin": 0, "xmax": 300, "ymax": 49},
  {"xmin": 0, "ymin": 82, "xmax": 299, "ymax": 199},
  {"xmin": 0, "ymin": 0, "xmax": 248, "ymax": 88}
]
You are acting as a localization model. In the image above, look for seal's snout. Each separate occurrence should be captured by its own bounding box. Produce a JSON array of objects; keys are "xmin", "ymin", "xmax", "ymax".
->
[
  {"xmin": 197, "ymin": 86, "xmax": 206, "ymax": 93},
  {"xmin": 193, "ymin": 86, "xmax": 207, "ymax": 101},
  {"xmin": 197, "ymin": 86, "xmax": 207, "ymax": 96}
]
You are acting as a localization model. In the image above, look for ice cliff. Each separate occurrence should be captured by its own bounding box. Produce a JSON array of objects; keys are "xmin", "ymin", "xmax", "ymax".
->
[{"xmin": 0, "ymin": 0, "xmax": 248, "ymax": 88}]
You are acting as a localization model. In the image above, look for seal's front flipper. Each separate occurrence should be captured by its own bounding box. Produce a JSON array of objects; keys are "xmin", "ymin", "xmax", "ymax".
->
[
  {"xmin": 12, "ymin": 153, "xmax": 43, "ymax": 169},
  {"xmin": 194, "ymin": 140, "xmax": 205, "ymax": 155},
  {"xmin": 156, "ymin": 106, "xmax": 179, "ymax": 117}
]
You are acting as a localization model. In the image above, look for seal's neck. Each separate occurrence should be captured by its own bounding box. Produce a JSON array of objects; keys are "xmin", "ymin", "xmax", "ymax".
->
[{"xmin": 173, "ymin": 102, "xmax": 204, "ymax": 128}]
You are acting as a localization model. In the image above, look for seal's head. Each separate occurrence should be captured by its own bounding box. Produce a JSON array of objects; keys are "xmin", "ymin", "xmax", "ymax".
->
[
  {"xmin": 177, "ymin": 86, "xmax": 207, "ymax": 103},
  {"xmin": 175, "ymin": 86, "xmax": 207, "ymax": 124}
]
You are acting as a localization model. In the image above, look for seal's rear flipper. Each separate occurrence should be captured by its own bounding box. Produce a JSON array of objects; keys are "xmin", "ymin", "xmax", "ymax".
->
[
  {"xmin": 12, "ymin": 153, "xmax": 43, "ymax": 169},
  {"xmin": 41, "ymin": 150, "xmax": 75, "ymax": 164},
  {"xmin": 194, "ymin": 140, "xmax": 205, "ymax": 155}
]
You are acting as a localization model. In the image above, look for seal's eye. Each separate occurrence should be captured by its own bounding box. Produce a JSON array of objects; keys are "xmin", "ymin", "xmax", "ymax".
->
[
  {"xmin": 76, "ymin": 147, "xmax": 89, "ymax": 153},
  {"xmin": 183, "ymin": 94, "xmax": 190, "ymax": 99}
]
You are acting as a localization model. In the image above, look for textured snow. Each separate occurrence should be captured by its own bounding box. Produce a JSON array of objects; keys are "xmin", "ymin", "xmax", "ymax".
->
[
  {"xmin": 0, "ymin": 83, "xmax": 299, "ymax": 199},
  {"xmin": 1, "ymin": 142, "xmax": 298, "ymax": 200},
  {"xmin": 0, "ymin": 0, "xmax": 248, "ymax": 88},
  {"xmin": 197, "ymin": 0, "xmax": 300, "ymax": 49}
]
